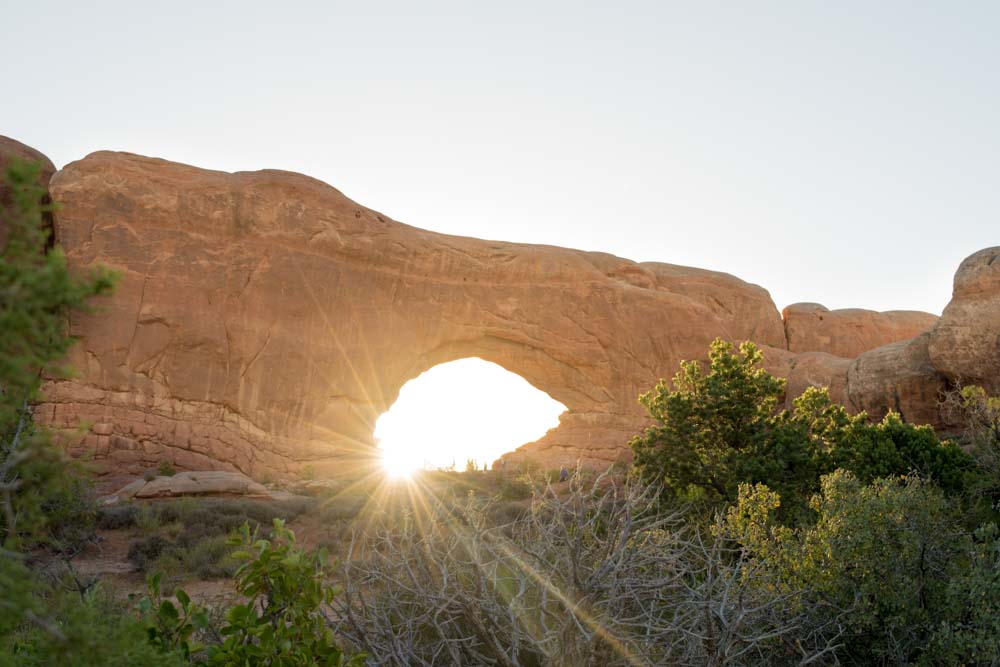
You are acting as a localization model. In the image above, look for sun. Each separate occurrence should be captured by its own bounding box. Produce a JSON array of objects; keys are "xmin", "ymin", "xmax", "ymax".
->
[
  {"xmin": 381, "ymin": 446, "xmax": 421, "ymax": 479},
  {"xmin": 373, "ymin": 358, "xmax": 566, "ymax": 477}
]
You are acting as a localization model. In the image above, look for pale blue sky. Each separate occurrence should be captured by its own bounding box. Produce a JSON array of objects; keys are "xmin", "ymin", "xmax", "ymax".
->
[{"xmin": 3, "ymin": 1, "xmax": 997, "ymax": 314}]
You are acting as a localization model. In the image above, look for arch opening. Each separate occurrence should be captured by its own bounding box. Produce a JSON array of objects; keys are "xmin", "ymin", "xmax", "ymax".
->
[{"xmin": 374, "ymin": 358, "xmax": 567, "ymax": 477}]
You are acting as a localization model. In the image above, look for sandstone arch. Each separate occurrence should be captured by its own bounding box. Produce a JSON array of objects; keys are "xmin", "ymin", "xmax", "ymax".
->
[
  {"xmin": 36, "ymin": 150, "xmax": 790, "ymax": 476},
  {"xmin": 11, "ymin": 142, "xmax": 981, "ymax": 481}
]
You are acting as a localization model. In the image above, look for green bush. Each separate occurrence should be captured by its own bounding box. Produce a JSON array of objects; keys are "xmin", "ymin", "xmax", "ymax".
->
[
  {"xmin": 923, "ymin": 522, "xmax": 1000, "ymax": 665},
  {"xmin": 632, "ymin": 339, "xmax": 977, "ymax": 521},
  {"xmin": 832, "ymin": 411, "xmax": 975, "ymax": 494},
  {"xmin": 1, "ymin": 585, "xmax": 185, "ymax": 667},
  {"xmin": 156, "ymin": 461, "xmax": 176, "ymax": 477},
  {"xmin": 138, "ymin": 520, "xmax": 364, "ymax": 665},
  {"xmin": 631, "ymin": 339, "xmax": 824, "ymax": 516},
  {"xmin": 725, "ymin": 471, "xmax": 964, "ymax": 664}
]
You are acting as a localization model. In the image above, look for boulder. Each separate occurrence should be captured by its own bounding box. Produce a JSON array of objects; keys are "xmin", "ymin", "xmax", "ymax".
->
[
  {"xmin": 110, "ymin": 471, "xmax": 271, "ymax": 500},
  {"xmin": 847, "ymin": 332, "xmax": 948, "ymax": 426},
  {"xmin": 928, "ymin": 247, "xmax": 1000, "ymax": 394}
]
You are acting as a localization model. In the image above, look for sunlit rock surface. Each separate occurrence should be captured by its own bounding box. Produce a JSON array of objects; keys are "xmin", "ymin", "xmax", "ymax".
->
[{"xmin": 3, "ymin": 139, "xmax": 990, "ymax": 478}]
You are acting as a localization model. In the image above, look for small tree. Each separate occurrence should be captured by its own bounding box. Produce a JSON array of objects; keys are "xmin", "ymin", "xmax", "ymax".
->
[
  {"xmin": 0, "ymin": 159, "xmax": 115, "ymax": 639},
  {"xmin": 630, "ymin": 339, "xmax": 823, "ymax": 513}
]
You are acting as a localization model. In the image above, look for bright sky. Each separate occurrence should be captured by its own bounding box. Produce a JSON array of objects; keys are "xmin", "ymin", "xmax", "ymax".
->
[
  {"xmin": 375, "ymin": 359, "xmax": 565, "ymax": 474},
  {"xmin": 4, "ymin": 1, "xmax": 998, "ymax": 316}
]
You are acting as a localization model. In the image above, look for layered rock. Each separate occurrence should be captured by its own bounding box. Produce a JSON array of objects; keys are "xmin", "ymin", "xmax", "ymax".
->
[{"xmin": 783, "ymin": 302, "xmax": 937, "ymax": 358}]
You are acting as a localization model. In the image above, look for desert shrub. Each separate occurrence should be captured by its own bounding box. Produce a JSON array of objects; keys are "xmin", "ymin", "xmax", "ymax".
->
[
  {"xmin": 156, "ymin": 461, "xmax": 175, "ymax": 477},
  {"xmin": 943, "ymin": 384, "xmax": 1000, "ymax": 517},
  {"xmin": 724, "ymin": 471, "xmax": 968, "ymax": 664},
  {"xmin": 486, "ymin": 499, "xmax": 527, "ymax": 525},
  {"xmin": 150, "ymin": 496, "xmax": 315, "ymax": 533},
  {"xmin": 36, "ymin": 471, "xmax": 98, "ymax": 556},
  {"xmin": 334, "ymin": 473, "xmax": 833, "ymax": 666},
  {"xmin": 154, "ymin": 535, "xmax": 238, "ymax": 580},
  {"xmin": 316, "ymin": 494, "xmax": 366, "ymax": 522},
  {"xmin": 923, "ymin": 522, "xmax": 1000, "ymax": 665},
  {"xmin": 96, "ymin": 504, "xmax": 139, "ymax": 530},
  {"xmin": 128, "ymin": 535, "xmax": 171, "ymax": 571},
  {"xmin": 135, "ymin": 505, "xmax": 161, "ymax": 533},
  {"xmin": 499, "ymin": 477, "xmax": 530, "ymax": 500},
  {"xmin": 125, "ymin": 497, "xmax": 321, "ymax": 580}
]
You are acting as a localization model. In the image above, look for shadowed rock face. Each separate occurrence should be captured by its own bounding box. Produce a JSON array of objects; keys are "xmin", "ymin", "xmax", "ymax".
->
[{"xmin": 8, "ymin": 141, "xmax": 984, "ymax": 480}]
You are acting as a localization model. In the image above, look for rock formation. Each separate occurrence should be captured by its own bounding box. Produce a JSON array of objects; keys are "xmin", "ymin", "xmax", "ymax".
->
[
  {"xmin": 105, "ymin": 471, "xmax": 270, "ymax": 504},
  {"xmin": 783, "ymin": 303, "xmax": 938, "ymax": 359},
  {"xmin": 928, "ymin": 247, "xmax": 1000, "ymax": 395},
  {"xmin": 4, "ymin": 138, "xmax": 990, "ymax": 479}
]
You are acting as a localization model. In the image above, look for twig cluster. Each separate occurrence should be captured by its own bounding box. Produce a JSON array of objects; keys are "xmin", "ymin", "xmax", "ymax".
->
[{"xmin": 330, "ymin": 472, "xmax": 842, "ymax": 666}]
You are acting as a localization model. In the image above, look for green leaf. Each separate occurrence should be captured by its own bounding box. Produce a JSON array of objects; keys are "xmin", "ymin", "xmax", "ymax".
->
[
  {"xmin": 175, "ymin": 588, "xmax": 190, "ymax": 608},
  {"xmin": 158, "ymin": 599, "xmax": 179, "ymax": 623}
]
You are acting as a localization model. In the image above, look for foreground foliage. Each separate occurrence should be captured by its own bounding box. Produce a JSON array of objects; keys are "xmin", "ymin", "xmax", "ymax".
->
[
  {"xmin": 0, "ymin": 160, "xmax": 115, "ymax": 649},
  {"xmin": 141, "ymin": 519, "xmax": 363, "ymax": 666}
]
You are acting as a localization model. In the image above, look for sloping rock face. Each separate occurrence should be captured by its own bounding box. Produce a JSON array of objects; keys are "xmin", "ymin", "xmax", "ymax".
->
[
  {"xmin": 38, "ymin": 150, "xmax": 791, "ymax": 477},
  {"xmin": 783, "ymin": 302, "xmax": 938, "ymax": 359}
]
